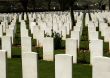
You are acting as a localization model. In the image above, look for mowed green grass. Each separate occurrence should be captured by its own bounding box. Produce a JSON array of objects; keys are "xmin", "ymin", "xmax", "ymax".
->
[
  {"xmin": 7, "ymin": 58, "xmax": 92, "ymax": 78},
  {"xmin": 8, "ymin": 46, "xmax": 92, "ymax": 78}
]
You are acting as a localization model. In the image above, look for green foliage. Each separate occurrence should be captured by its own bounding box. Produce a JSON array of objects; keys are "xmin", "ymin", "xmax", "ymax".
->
[
  {"xmin": 61, "ymin": 40, "xmax": 65, "ymax": 49},
  {"xmin": 54, "ymin": 33, "xmax": 62, "ymax": 50},
  {"xmin": 80, "ymin": 41, "xmax": 89, "ymax": 50},
  {"xmin": 13, "ymin": 20, "xmax": 21, "ymax": 46},
  {"xmin": 99, "ymin": 31, "xmax": 104, "ymax": 40},
  {"xmin": 96, "ymin": 27, "xmax": 99, "ymax": 31},
  {"xmin": 36, "ymin": 47, "xmax": 43, "ymax": 59},
  {"xmin": 77, "ymin": 51, "xmax": 90, "ymax": 64},
  {"xmin": 81, "ymin": 35, "xmax": 88, "ymax": 41},
  {"xmin": 67, "ymin": 34, "xmax": 70, "ymax": 38},
  {"xmin": 32, "ymin": 39, "xmax": 36, "ymax": 46},
  {"xmin": 82, "ymin": 27, "xmax": 88, "ymax": 35},
  {"xmin": 54, "ymin": 49, "xmax": 65, "ymax": 54},
  {"xmin": 12, "ymin": 47, "xmax": 21, "ymax": 58},
  {"xmin": 104, "ymin": 52, "xmax": 110, "ymax": 57},
  {"xmin": 103, "ymin": 42, "xmax": 109, "ymax": 53},
  {"xmin": 13, "ymin": 36, "xmax": 21, "ymax": 45},
  {"xmin": 54, "ymin": 33, "xmax": 65, "ymax": 50}
]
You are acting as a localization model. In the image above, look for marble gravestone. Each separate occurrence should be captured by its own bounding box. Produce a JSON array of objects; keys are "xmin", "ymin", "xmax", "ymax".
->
[
  {"xmin": 71, "ymin": 31, "xmax": 80, "ymax": 48},
  {"xmin": 93, "ymin": 56, "xmax": 110, "ymax": 78},
  {"xmin": 6, "ymin": 29, "xmax": 14, "ymax": 44},
  {"xmin": 55, "ymin": 54, "xmax": 73, "ymax": 78},
  {"xmin": 88, "ymin": 31, "xmax": 99, "ymax": 40},
  {"xmin": 43, "ymin": 37, "xmax": 54, "ymax": 61},
  {"xmin": 66, "ymin": 38, "xmax": 77, "ymax": 63},
  {"xmin": 0, "ymin": 25, "xmax": 3, "ymax": 37},
  {"xmin": 22, "ymin": 52, "xmax": 38, "ymax": 78},
  {"xmin": 21, "ymin": 37, "xmax": 32, "ymax": 53},
  {"xmin": 2, "ymin": 36, "xmax": 12, "ymax": 58},
  {"xmin": 89, "ymin": 40, "xmax": 103, "ymax": 64},
  {"xmin": 0, "ymin": 50, "xmax": 7, "ymax": 78}
]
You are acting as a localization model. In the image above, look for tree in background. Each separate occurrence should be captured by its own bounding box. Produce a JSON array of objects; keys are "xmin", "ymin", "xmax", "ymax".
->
[
  {"xmin": 98, "ymin": 0, "xmax": 104, "ymax": 10},
  {"xmin": 20, "ymin": 0, "xmax": 29, "ymax": 11},
  {"xmin": 58, "ymin": 0, "xmax": 77, "ymax": 28},
  {"xmin": 31, "ymin": 0, "xmax": 36, "ymax": 10},
  {"xmin": 58, "ymin": 0, "xmax": 71, "ymax": 11},
  {"xmin": 70, "ymin": 0, "xmax": 77, "ymax": 29},
  {"xmin": 47, "ymin": 0, "xmax": 52, "ymax": 10},
  {"xmin": 109, "ymin": 0, "xmax": 110, "ymax": 10},
  {"xmin": 58, "ymin": 0, "xmax": 63, "ymax": 10}
]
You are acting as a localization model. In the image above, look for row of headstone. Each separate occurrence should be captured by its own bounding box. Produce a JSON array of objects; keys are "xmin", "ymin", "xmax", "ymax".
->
[
  {"xmin": 1, "ymin": 11, "xmax": 110, "ymax": 78},
  {"xmin": 1, "ymin": 36, "xmax": 12, "ymax": 58},
  {"xmin": 28, "ymin": 12, "xmax": 83, "ymax": 42},
  {"xmin": 0, "ymin": 14, "xmax": 17, "ymax": 45},
  {"xmin": 2, "ymin": 49, "xmax": 110, "ymax": 78},
  {"xmin": 19, "ymin": 12, "xmax": 83, "ymax": 63},
  {"xmin": 21, "ymin": 36, "xmax": 79, "ymax": 63},
  {"xmin": 85, "ymin": 13, "xmax": 104, "ymax": 65},
  {"xmin": 0, "ymin": 50, "xmax": 73, "ymax": 78},
  {"xmin": 0, "ymin": 12, "xmax": 106, "ymax": 65},
  {"xmin": 16, "ymin": 11, "xmax": 84, "ymax": 47},
  {"xmin": 89, "ymin": 12, "xmax": 110, "ymax": 52},
  {"xmin": 0, "ymin": 14, "xmax": 17, "ymax": 59},
  {"xmin": 72, "ymin": 10, "xmax": 110, "ymax": 77}
]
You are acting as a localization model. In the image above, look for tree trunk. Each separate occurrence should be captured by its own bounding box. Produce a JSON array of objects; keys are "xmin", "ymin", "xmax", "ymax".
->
[
  {"xmin": 48, "ymin": 0, "xmax": 51, "ymax": 10},
  {"xmin": 58, "ymin": 0, "xmax": 64, "ymax": 11},
  {"xmin": 32, "ymin": 0, "xmax": 36, "ymax": 11},
  {"xmin": 109, "ymin": 0, "xmax": 110, "ymax": 10},
  {"xmin": 70, "ymin": 0, "xmax": 75, "ymax": 30},
  {"xmin": 20, "ymin": 0, "xmax": 28, "ymax": 12}
]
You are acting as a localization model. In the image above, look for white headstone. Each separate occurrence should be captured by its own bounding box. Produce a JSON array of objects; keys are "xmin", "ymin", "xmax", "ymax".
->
[
  {"xmin": 21, "ymin": 29, "xmax": 29, "ymax": 37},
  {"xmin": 71, "ymin": 31, "xmax": 80, "ymax": 48},
  {"xmin": 88, "ymin": 26, "xmax": 96, "ymax": 32},
  {"xmin": 6, "ymin": 29, "xmax": 14, "ymax": 44},
  {"xmin": 103, "ymin": 31, "xmax": 110, "ymax": 42},
  {"xmin": 0, "ymin": 25, "xmax": 3, "ymax": 37},
  {"xmin": 22, "ymin": 52, "xmax": 38, "ymax": 78},
  {"xmin": 89, "ymin": 40, "xmax": 103, "ymax": 64},
  {"xmin": 61, "ymin": 26, "xmax": 66, "ymax": 40},
  {"xmin": 2, "ymin": 22, "xmax": 6, "ymax": 33},
  {"xmin": 93, "ymin": 56, "xmax": 110, "ymax": 78},
  {"xmin": 0, "ymin": 50, "xmax": 7, "ymax": 78},
  {"xmin": 88, "ymin": 31, "xmax": 99, "ymax": 40},
  {"xmin": 66, "ymin": 38, "xmax": 77, "ymax": 63},
  {"xmin": 43, "ymin": 37, "xmax": 54, "ymax": 61},
  {"xmin": 74, "ymin": 26, "xmax": 82, "ymax": 36},
  {"xmin": 55, "ymin": 54, "xmax": 73, "ymax": 78},
  {"xmin": 21, "ymin": 37, "xmax": 32, "ymax": 53},
  {"xmin": 33, "ymin": 26, "xmax": 39, "ymax": 39},
  {"xmin": 29, "ymin": 22, "xmax": 36, "ymax": 34},
  {"xmin": 37, "ymin": 30, "xmax": 44, "ymax": 47},
  {"xmin": 2, "ymin": 36, "xmax": 12, "ymax": 58}
]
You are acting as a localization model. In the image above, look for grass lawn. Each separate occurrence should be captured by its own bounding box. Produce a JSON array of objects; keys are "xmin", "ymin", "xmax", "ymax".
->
[{"xmin": 7, "ymin": 58, "xmax": 92, "ymax": 78}]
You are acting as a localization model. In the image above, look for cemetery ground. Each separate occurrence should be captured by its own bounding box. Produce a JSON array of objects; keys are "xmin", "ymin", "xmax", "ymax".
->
[{"xmin": 2, "ymin": 12, "xmax": 110, "ymax": 78}]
